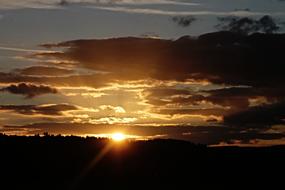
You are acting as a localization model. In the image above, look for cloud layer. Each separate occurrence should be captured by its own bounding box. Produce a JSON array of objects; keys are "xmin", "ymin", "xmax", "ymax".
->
[
  {"xmin": 0, "ymin": 103, "xmax": 77, "ymax": 115},
  {"xmin": 0, "ymin": 31, "xmax": 285, "ymax": 145},
  {"xmin": 37, "ymin": 32, "xmax": 285, "ymax": 127},
  {"xmin": 0, "ymin": 0, "xmax": 198, "ymax": 9},
  {"xmin": 40, "ymin": 32, "xmax": 285, "ymax": 88},
  {"xmin": 0, "ymin": 83, "xmax": 58, "ymax": 98}
]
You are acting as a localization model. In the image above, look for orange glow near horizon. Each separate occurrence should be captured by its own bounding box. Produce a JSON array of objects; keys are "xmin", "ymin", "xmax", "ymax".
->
[{"xmin": 111, "ymin": 133, "xmax": 126, "ymax": 142}]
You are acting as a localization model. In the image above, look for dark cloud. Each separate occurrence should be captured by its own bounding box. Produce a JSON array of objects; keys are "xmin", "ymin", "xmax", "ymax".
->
[
  {"xmin": 144, "ymin": 86, "xmax": 285, "ymax": 121},
  {"xmin": 145, "ymin": 94, "xmax": 205, "ymax": 107},
  {"xmin": 153, "ymin": 108, "xmax": 226, "ymax": 117},
  {"xmin": 169, "ymin": 95, "xmax": 206, "ymax": 105},
  {"xmin": 205, "ymin": 87, "xmax": 285, "ymax": 107},
  {"xmin": 0, "ymin": 104, "xmax": 78, "ymax": 115},
  {"xmin": 144, "ymin": 88, "xmax": 192, "ymax": 98},
  {"xmin": 142, "ymin": 88, "xmax": 205, "ymax": 107},
  {"xmin": 172, "ymin": 16, "xmax": 196, "ymax": 27},
  {"xmin": 224, "ymin": 101, "xmax": 285, "ymax": 127},
  {"xmin": 216, "ymin": 15, "xmax": 281, "ymax": 35},
  {"xmin": 0, "ymin": 83, "xmax": 57, "ymax": 98},
  {"xmin": 203, "ymin": 87, "xmax": 259, "ymax": 110},
  {"xmin": 15, "ymin": 66, "xmax": 73, "ymax": 76},
  {"xmin": 39, "ymin": 32, "xmax": 285, "ymax": 89}
]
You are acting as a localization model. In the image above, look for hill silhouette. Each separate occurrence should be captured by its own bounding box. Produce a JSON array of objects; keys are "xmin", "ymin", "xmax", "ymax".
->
[{"xmin": 0, "ymin": 134, "xmax": 284, "ymax": 189}]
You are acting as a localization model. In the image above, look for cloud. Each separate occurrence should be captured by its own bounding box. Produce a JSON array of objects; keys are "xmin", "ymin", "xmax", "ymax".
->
[
  {"xmin": 0, "ymin": 1, "xmax": 284, "ymax": 145},
  {"xmin": 0, "ymin": 46, "xmax": 58, "ymax": 53},
  {"xmin": 172, "ymin": 16, "xmax": 196, "ymax": 27},
  {"xmin": 0, "ymin": 72, "xmax": 112, "ymax": 88},
  {"xmin": 14, "ymin": 66, "xmax": 74, "ymax": 76},
  {"xmin": 0, "ymin": 83, "xmax": 58, "ymax": 98},
  {"xmin": 216, "ymin": 15, "xmax": 282, "ymax": 35},
  {"xmin": 0, "ymin": 104, "xmax": 78, "ymax": 115},
  {"xmin": 91, "ymin": 6, "xmax": 280, "ymax": 16},
  {"xmin": 153, "ymin": 108, "xmax": 226, "ymax": 117},
  {"xmin": 143, "ymin": 85, "xmax": 285, "ymax": 124},
  {"xmin": 91, "ymin": 116, "xmax": 137, "ymax": 124},
  {"xmin": 39, "ymin": 32, "xmax": 285, "ymax": 89},
  {"xmin": 1, "ymin": 31, "xmax": 285, "ymax": 140},
  {"xmin": 204, "ymin": 87, "xmax": 285, "ymax": 110},
  {"xmin": 89, "ymin": 0, "xmax": 199, "ymax": 6},
  {"xmin": 143, "ymin": 88, "xmax": 192, "ymax": 98},
  {"xmin": 224, "ymin": 101, "xmax": 285, "ymax": 127},
  {"xmin": 0, "ymin": 0, "xmax": 199, "ymax": 10},
  {"xmin": 99, "ymin": 105, "xmax": 126, "ymax": 113},
  {"xmin": 28, "ymin": 32, "xmax": 284, "ymax": 129},
  {"xmin": 142, "ymin": 88, "xmax": 203, "ymax": 105}
]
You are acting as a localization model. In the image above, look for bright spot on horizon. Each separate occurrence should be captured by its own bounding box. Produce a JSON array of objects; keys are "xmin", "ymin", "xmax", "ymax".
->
[{"xmin": 111, "ymin": 133, "xmax": 126, "ymax": 142}]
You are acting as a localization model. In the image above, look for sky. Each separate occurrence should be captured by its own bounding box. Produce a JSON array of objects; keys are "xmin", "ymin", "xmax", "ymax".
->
[{"xmin": 0, "ymin": 0, "xmax": 285, "ymax": 146}]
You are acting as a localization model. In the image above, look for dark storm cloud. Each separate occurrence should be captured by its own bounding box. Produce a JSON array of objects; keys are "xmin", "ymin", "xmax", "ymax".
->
[
  {"xmin": 0, "ymin": 83, "xmax": 57, "ymax": 98},
  {"xmin": 15, "ymin": 66, "xmax": 74, "ymax": 76},
  {"xmin": 224, "ymin": 101, "xmax": 285, "ymax": 127},
  {"xmin": 0, "ymin": 104, "xmax": 78, "ymax": 115},
  {"xmin": 3, "ymin": 123, "xmax": 285, "ymax": 145}
]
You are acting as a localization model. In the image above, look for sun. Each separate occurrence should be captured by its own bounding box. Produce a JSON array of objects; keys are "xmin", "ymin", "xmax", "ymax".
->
[{"xmin": 111, "ymin": 133, "xmax": 126, "ymax": 142}]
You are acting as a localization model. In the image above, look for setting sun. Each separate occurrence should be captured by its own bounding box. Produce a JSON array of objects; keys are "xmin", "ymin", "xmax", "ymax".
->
[{"xmin": 111, "ymin": 133, "xmax": 126, "ymax": 142}]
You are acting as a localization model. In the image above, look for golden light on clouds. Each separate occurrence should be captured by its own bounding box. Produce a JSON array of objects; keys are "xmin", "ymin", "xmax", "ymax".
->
[{"xmin": 1, "ymin": 24, "xmax": 285, "ymax": 147}]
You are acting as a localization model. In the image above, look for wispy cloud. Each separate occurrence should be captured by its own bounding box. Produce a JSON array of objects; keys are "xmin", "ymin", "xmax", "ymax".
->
[
  {"xmin": 0, "ymin": 46, "xmax": 58, "ymax": 53},
  {"xmin": 94, "ymin": 0, "xmax": 199, "ymax": 6},
  {"xmin": 0, "ymin": 0, "xmax": 199, "ymax": 10},
  {"xmin": 0, "ymin": 103, "xmax": 77, "ymax": 115},
  {"xmin": 91, "ymin": 6, "xmax": 285, "ymax": 16}
]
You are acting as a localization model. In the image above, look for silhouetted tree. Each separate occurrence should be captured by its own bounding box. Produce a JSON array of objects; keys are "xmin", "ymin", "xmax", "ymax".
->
[
  {"xmin": 0, "ymin": 134, "xmax": 284, "ymax": 189},
  {"xmin": 43, "ymin": 132, "xmax": 50, "ymax": 137}
]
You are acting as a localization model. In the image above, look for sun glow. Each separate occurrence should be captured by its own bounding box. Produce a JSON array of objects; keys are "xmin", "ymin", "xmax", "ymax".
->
[{"xmin": 111, "ymin": 133, "xmax": 126, "ymax": 142}]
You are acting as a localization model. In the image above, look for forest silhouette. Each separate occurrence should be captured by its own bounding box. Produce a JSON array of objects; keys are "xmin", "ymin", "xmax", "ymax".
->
[{"xmin": 0, "ymin": 133, "xmax": 284, "ymax": 189}]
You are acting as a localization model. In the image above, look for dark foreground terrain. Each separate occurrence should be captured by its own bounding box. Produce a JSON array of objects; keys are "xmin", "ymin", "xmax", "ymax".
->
[{"xmin": 0, "ymin": 134, "xmax": 284, "ymax": 189}]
